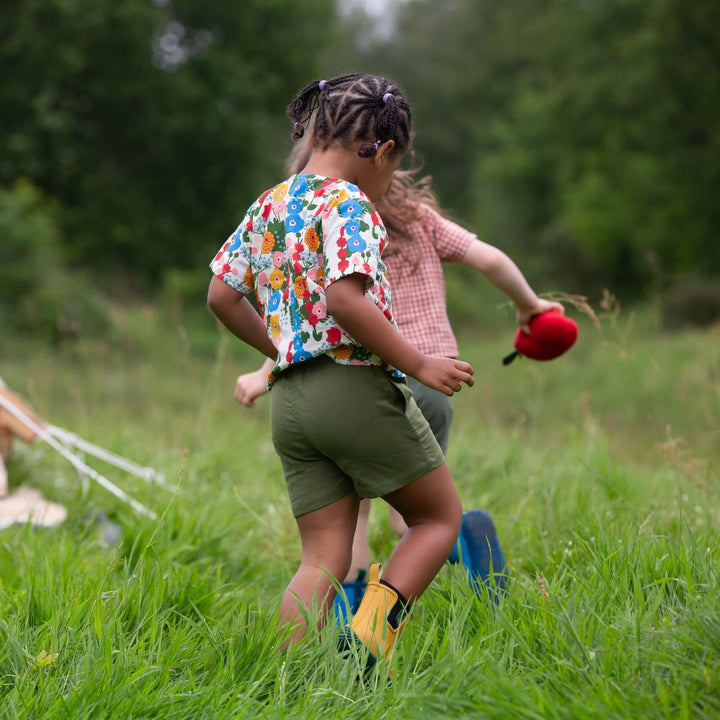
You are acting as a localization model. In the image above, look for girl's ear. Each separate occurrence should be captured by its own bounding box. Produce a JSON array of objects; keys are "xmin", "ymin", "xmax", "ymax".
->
[{"xmin": 373, "ymin": 140, "xmax": 396, "ymax": 167}]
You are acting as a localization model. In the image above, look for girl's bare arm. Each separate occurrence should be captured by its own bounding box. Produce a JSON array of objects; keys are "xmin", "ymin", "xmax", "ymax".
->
[
  {"xmin": 326, "ymin": 274, "xmax": 474, "ymax": 396},
  {"xmin": 462, "ymin": 239, "xmax": 563, "ymax": 332},
  {"xmin": 207, "ymin": 276, "xmax": 277, "ymax": 359}
]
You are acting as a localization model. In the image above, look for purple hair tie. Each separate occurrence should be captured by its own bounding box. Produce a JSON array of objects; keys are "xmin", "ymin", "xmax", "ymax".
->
[
  {"xmin": 294, "ymin": 121, "xmax": 302, "ymax": 129},
  {"xmin": 382, "ymin": 92, "xmax": 393, "ymax": 103},
  {"xmin": 319, "ymin": 80, "xmax": 327, "ymax": 90},
  {"xmin": 373, "ymin": 139, "xmax": 383, "ymax": 150}
]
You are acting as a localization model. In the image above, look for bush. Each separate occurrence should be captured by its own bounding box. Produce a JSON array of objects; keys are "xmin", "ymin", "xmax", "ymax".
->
[
  {"xmin": 661, "ymin": 276, "xmax": 720, "ymax": 331},
  {"xmin": 0, "ymin": 180, "xmax": 110, "ymax": 343}
]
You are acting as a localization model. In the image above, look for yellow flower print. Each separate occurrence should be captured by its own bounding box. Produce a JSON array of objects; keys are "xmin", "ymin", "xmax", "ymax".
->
[
  {"xmin": 328, "ymin": 189, "xmax": 349, "ymax": 208},
  {"xmin": 304, "ymin": 227, "xmax": 320, "ymax": 252},
  {"xmin": 269, "ymin": 315, "xmax": 281, "ymax": 337},
  {"xmin": 332, "ymin": 344, "xmax": 353, "ymax": 360},
  {"xmin": 243, "ymin": 267, "xmax": 254, "ymax": 287},
  {"xmin": 261, "ymin": 231, "xmax": 275, "ymax": 253},
  {"xmin": 269, "ymin": 268, "xmax": 284, "ymax": 289},
  {"xmin": 316, "ymin": 268, "xmax": 325, "ymax": 287},
  {"xmin": 272, "ymin": 183, "xmax": 288, "ymax": 202},
  {"xmin": 293, "ymin": 276, "xmax": 308, "ymax": 298}
]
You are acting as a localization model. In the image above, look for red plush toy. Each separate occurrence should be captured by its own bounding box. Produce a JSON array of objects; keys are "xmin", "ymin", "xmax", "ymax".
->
[{"xmin": 503, "ymin": 310, "xmax": 578, "ymax": 365}]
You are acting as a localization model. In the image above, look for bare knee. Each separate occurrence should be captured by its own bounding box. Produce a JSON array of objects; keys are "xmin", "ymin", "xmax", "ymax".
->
[{"xmin": 300, "ymin": 549, "xmax": 353, "ymax": 586}]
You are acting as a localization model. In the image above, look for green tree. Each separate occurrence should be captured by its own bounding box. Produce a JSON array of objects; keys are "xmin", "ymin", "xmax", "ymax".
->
[
  {"xmin": 341, "ymin": 0, "xmax": 720, "ymax": 296},
  {"xmin": 1, "ymin": 0, "xmax": 336, "ymax": 286}
]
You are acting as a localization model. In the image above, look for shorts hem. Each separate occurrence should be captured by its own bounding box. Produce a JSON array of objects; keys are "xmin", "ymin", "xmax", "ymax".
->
[{"xmin": 359, "ymin": 454, "xmax": 446, "ymax": 501}]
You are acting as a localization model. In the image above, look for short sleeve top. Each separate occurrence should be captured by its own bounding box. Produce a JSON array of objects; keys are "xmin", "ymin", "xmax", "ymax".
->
[
  {"xmin": 384, "ymin": 203, "xmax": 476, "ymax": 357},
  {"xmin": 210, "ymin": 174, "xmax": 402, "ymax": 384}
]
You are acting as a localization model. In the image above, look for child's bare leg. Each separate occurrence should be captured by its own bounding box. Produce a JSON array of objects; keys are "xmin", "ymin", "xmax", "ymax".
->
[
  {"xmin": 387, "ymin": 505, "xmax": 408, "ymax": 537},
  {"xmin": 280, "ymin": 492, "xmax": 359, "ymax": 643},
  {"xmin": 344, "ymin": 497, "xmax": 371, "ymax": 582},
  {"xmin": 381, "ymin": 462, "xmax": 462, "ymax": 600}
]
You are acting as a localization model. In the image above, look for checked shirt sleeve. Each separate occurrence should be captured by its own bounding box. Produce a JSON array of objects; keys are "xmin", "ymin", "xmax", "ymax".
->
[{"xmin": 422, "ymin": 205, "xmax": 477, "ymax": 263}]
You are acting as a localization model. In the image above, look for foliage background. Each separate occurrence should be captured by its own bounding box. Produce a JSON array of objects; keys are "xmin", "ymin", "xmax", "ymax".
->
[{"xmin": 2, "ymin": 0, "xmax": 720, "ymax": 336}]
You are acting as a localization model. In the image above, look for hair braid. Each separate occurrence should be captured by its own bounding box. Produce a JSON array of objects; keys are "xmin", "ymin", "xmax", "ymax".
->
[{"xmin": 286, "ymin": 73, "xmax": 412, "ymax": 156}]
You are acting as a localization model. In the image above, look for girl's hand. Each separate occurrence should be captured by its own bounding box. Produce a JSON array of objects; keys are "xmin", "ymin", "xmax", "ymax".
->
[
  {"xmin": 235, "ymin": 369, "xmax": 270, "ymax": 407},
  {"xmin": 413, "ymin": 356, "xmax": 474, "ymax": 397},
  {"xmin": 516, "ymin": 300, "xmax": 565, "ymax": 334}
]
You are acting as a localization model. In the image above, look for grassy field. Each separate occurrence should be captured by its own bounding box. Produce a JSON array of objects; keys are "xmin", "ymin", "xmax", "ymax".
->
[{"xmin": 0, "ymin": 302, "xmax": 718, "ymax": 719}]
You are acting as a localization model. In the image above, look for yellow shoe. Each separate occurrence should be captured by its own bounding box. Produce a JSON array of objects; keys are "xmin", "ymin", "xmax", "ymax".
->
[{"xmin": 350, "ymin": 564, "xmax": 406, "ymax": 664}]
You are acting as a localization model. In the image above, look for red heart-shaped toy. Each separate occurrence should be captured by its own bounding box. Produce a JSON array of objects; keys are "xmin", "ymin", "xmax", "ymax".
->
[{"xmin": 503, "ymin": 310, "xmax": 578, "ymax": 365}]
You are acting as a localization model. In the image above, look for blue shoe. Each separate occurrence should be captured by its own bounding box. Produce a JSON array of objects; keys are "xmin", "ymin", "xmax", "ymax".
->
[
  {"xmin": 457, "ymin": 510, "xmax": 508, "ymax": 595},
  {"xmin": 332, "ymin": 572, "xmax": 367, "ymax": 625}
]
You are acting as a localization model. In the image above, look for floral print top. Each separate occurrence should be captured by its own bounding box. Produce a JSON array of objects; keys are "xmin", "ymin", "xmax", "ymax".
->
[{"xmin": 210, "ymin": 174, "xmax": 403, "ymax": 386}]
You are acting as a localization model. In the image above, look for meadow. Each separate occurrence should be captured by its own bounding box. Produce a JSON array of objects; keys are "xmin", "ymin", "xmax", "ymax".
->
[{"xmin": 0, "ymin": 299, "xmax": 718, "ymax": 719}]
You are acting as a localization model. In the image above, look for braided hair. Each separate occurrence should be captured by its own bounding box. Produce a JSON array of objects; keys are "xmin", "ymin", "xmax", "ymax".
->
[{"xmin": 286, "ymin": 73, "xmax": 412, "ymax": 158}]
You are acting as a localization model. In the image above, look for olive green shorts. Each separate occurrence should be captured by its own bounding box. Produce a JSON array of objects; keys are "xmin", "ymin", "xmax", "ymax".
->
[{"xmin": 270, "ymin": 356, "xmax": 445, "ymax": 517}]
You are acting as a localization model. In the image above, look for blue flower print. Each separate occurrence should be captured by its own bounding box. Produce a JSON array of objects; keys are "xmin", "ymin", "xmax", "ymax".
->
[
  {"xmin": 292, "ymin": 349, "xmax": 313, "ymax": 363},
  {"xmin": 227, "ymin": 229, "xmax": 242, "ymax": 252},
  {"xmin": 346, "ymin": 235, "xmax": 367, "ymax": 253},
  {"xmin": 286, "ymin": 213, "xmax": 305, "ymax": 233},
  {"xmin": 287, "ymin": 199, "xmax": 303, "ymax": 215},
  {"xmin": 290, "ymin": 177, "xmax": 309, "ymax": 197},
  {"xmin": 344, "ymin": 219, "xmax": 362, "ymax": 236},
  {"xmin": 337, "ymin": 199, "xmax": 363, "ymax": 218},
  {"xmin": 268, "ymin": 291, "xmax": 281, "ymax": 312}
]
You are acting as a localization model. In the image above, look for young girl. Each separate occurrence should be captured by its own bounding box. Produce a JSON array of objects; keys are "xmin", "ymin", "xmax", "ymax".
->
[
  {"xmin": 208, "ymin": 73, "xmax": 475, "ymax": 668},
  {"xmin": 235, "ymin": 149, "xmax": 564, "ymax": 611}
]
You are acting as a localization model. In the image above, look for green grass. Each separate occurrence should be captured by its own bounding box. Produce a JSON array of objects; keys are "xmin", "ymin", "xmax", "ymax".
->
[{"xmin": 0, "ymin": 305, "xmax": 718, "ymax": 718}]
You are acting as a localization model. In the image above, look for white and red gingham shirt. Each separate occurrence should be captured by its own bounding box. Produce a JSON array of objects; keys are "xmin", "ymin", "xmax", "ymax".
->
[{"xmin": 384, "ymin": 203, "xmax": 476, "ymax": 358}]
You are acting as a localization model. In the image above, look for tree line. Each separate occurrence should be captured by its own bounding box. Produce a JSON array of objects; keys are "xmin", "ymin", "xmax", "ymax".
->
[{"xmin": 2, "ymin": 0, "xmax": 718, "ymax": 340}]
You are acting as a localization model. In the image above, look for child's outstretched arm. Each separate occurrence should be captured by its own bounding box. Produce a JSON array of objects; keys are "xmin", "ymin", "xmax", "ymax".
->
[
  {"xmin": 326, "ymin": 274, "xmax": 474, "ymax": 396},
  {"xmin": 235, "ymin": 357, "xmax": 275, "ymax": 407},
  {"xmin": 462, "ymin": 240, "xmax": 563, "ymax": 332},
  {"xmin": 207, "ymin": 276, "xmax": 277, "ymax": 359}
]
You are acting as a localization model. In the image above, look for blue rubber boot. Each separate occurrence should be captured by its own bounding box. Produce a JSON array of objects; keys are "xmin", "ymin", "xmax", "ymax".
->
[
  {"xmin": 448, "ymin": 526, "xmax": 471, "ymax": 565},
  {"xmin": 332, "ymin": 571, "xmax": 367, "ymax": 625},
  {"xmin": 459, "ymin": 509, "xmax": 508, "ymax": 595}
]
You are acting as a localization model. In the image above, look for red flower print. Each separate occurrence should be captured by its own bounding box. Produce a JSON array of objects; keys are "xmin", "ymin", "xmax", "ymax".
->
[
  {"xmin": 262, "ymin": 203, "xmax": 272, "ymax": 220},
  {"xmin": 308, "ymin": 314, "xmax": 318, "ymax": 327},
  {"xmin": 247, "ymin": 219, "xmax": 253, "ymax": 231},
  {"xmin": 214, "ymin": 252, "xmax": 223, "ymax": 262},
  {"xmin": 222, "ymin": 263, "xmax": 231, "ymax": 274},
  {"xmin": 304, "ymin": 302, "xmax": 313, "ymax": 312},
  {"xmin": 338, "ymin": 259, "xmax": 349, "ymax": 272},
  {"xmin": 326, "ymin": 327, "xmax": 341, "ymax": 345},
  {"xmin": 337, "ymin": 249, "xmax": 347, "ymax": 259}
]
